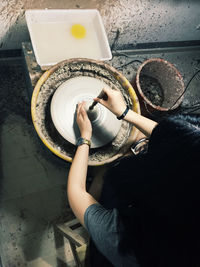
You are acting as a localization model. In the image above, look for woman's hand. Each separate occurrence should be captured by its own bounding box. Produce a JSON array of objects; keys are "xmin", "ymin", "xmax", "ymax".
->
[
  {"xmin": 94, "ymin": 87, "xmax": 157, "ymax": 137},
  {"xmin": 76, "ymin": 101, "xmax": 92, "ymax": 140},
  {"xmin": 93, "ymin": 87, "xmax": 126, "ymax": 117}
]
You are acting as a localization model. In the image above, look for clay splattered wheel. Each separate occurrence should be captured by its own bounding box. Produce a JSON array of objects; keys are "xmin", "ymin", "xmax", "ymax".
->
[{"xmin": 31, "ymin": 58, "xmax": 140, "ymax": 166}]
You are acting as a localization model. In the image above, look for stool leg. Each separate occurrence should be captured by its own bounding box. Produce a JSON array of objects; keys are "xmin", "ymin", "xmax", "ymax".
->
[{"xmin": 69, "ymin": 240, "xmax": 82, "ymax": 267}]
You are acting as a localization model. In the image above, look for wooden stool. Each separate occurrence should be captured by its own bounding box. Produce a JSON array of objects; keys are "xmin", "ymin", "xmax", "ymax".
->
[{"xmin": 56, "ymin": 218, "xmax": 90, "ymax": 267}]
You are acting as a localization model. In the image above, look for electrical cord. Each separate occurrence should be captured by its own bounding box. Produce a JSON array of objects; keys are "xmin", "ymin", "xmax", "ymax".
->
[
  {"xmin": 169, "ymin": 69, "xmax": 200, "ymax": 111},
  {"xmin": 115, "ymin": 59, "xmax": 143, "ymax": 70},
  {"xmin": 111, "ymin": 29, "xmax": 145, "ymax": 66},
  {"xmin": 111, "ymin": 29, "xmax": 120, "ymax": 51}
]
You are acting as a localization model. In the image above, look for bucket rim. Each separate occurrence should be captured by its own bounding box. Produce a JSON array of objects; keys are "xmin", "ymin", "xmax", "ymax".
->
[{"xmin": 136, "ymin": 58, "xmax": 185, "ymax": 111}]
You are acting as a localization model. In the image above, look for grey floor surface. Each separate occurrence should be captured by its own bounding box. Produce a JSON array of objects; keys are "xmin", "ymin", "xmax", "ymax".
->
[{"xmin": 0, "ymin": 61, "xmax": 75, "ymax": 266}]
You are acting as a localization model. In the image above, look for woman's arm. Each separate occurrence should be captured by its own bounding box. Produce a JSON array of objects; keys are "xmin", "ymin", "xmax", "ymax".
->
[
  {"xmin": 123, "ymin": 110, "xmax": 157, "ymax": 138},
  {"xmin": 67, "ymin": 102, "xmax": 97, "ymax": 226},
  {"xmin": 94, "ymin": 87, "xmax": 157, "ymax": 137}
]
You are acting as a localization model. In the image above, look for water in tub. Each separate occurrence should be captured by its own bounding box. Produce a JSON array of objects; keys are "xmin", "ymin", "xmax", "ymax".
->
[{"xmin": 30, "ymin": 22, "xmax": 102, "ymax": 63}]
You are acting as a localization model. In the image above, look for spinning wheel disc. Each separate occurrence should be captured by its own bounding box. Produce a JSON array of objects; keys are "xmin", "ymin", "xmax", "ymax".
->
[{"xmin": 50, "ymin": 76, "xmax": 122, "ymax": 148}]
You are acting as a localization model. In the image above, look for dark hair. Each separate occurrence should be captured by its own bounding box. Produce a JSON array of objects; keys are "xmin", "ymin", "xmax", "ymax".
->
[{"xmin": 105, "ymin": 114, "xmax": 200, "ymax": 267}]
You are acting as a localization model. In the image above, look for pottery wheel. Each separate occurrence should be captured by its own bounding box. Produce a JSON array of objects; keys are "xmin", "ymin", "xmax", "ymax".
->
[
  {"xmin": 50, "ymin": 76, "xmax": 122, "ymax": 148},
  {"xmin": 32, "ymin": 58, "xmax": 141, "ymax": 165}
]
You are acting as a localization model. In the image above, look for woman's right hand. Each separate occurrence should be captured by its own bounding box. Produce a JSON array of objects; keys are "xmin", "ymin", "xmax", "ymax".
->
[
  {"xmin": 94, "ymin": 87, "xmax": 158, "ymax": 137},
  {"xmin": 93, "ymin": 87, "xmax": 127, "ymax": 117}
]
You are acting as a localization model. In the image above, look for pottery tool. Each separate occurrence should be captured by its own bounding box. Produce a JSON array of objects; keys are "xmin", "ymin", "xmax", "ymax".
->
[{"xmin": 89, "ymin": 89, "xmax": 108, "ymax": 110}]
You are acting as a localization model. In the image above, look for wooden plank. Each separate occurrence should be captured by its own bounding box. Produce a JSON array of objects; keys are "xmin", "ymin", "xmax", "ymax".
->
[{"xmin": 56, "ymin": 219, "xmax": 89, "ymax": 247}]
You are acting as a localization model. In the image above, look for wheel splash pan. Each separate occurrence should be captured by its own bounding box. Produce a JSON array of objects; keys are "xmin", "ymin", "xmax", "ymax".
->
[{"xmin": 31, "ymin": 58, "xmax": 140, "ymax": 166}]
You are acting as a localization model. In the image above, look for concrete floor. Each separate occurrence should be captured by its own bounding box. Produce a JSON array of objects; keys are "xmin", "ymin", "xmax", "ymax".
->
[{"xmin": 0, "ymin": 61, "xmax": 76, "ymax": 266}]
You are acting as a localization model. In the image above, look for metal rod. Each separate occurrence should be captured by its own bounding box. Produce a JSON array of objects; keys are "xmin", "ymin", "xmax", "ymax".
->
[{"xmin": 89, "ymin": 89, "xmax": 108, "ymax": 110}]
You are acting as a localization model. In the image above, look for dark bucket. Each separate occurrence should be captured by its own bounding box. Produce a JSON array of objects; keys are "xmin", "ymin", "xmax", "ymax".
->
[{"xmin": 135, "ymin": 58, "xmax": 185, "ymax": 113}]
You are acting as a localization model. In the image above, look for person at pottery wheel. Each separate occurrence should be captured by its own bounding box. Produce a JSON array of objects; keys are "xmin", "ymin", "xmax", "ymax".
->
[{"xmin": 67, "ymin": 87, "xmax": 200, "ymax": 267}]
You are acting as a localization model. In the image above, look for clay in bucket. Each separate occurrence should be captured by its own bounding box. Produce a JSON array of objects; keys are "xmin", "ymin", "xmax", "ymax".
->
[{"xmin": 135, "ymin": 58, "xmax": 185, "ymax": 112}]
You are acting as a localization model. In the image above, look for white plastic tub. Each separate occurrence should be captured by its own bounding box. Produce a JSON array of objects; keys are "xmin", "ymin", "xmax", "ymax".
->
[{"xmin": 25, "ymin": 9, "xmax": 112, "ymax": 69}]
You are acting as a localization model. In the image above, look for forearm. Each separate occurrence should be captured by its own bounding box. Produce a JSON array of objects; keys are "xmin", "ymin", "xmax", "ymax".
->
[
  {"xmin": 67, "ymin": 144, "xmax": 97, "ymax": 225},
  {"xmin": 124, "ymin": 110, "xmax": 157, "ymax": 137},
  {"xmin": 94, "ymin": 88, "xmax": 157, "ymax": 137},
  {"xmin": 68, "ymin": 144, "xmax": 89, "ymax": 190}
]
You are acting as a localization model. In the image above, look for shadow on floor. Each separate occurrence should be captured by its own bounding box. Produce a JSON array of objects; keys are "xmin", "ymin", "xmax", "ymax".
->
[{"xmin": 0, "ymin": 62, "xmax": 74, "ymax": 266}]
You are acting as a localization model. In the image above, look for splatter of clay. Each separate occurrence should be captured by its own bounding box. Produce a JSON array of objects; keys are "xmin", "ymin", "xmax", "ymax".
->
[{"xmin": 71, "ymin": 24, "xmax": 86, "ymax": 39}]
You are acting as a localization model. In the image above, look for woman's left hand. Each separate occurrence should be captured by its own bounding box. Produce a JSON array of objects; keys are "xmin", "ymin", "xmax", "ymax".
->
[{"xmin": 76, "ymin": 101, "xmax": 92, "ymax": 140}]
